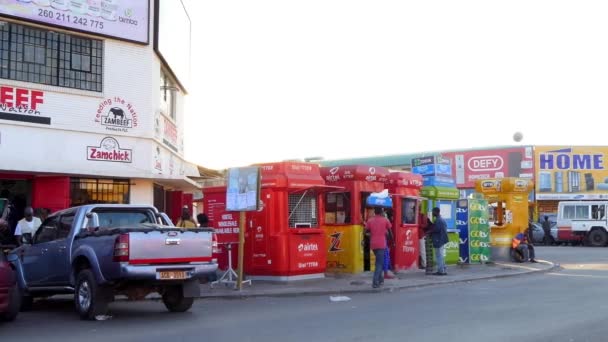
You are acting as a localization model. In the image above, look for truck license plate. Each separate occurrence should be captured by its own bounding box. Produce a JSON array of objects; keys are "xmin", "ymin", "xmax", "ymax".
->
[{"xmin": 158, "ymin": 270, "xmax": 187, "ymax": 280}]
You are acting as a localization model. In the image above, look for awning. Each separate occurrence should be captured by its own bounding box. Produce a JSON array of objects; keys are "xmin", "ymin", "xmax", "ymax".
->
[{"xmin": 152, "ymin": 176, "xmax": 200, "ymax": 192}]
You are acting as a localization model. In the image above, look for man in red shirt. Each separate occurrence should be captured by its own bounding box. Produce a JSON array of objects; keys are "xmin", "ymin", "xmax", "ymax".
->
[{"xmin": 365, "ymin": 207, "xmax": 393, "ymax": 288}]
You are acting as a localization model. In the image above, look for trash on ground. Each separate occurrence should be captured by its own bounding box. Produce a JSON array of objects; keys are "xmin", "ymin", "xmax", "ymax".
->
[{"xmin": 329, "ymin": 296, "xmax": 351, "ymax": 302}]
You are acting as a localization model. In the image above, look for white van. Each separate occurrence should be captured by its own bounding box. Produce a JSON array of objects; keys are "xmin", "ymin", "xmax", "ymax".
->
[{"xmin": 557, "ymin": 201, "xmax": 608, "ymax": 247}]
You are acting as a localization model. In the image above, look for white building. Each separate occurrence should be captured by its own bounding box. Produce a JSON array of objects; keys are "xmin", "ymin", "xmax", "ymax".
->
[{"xmin": 0, "ymin": 0, "xmax": 199, "ymax": 221}]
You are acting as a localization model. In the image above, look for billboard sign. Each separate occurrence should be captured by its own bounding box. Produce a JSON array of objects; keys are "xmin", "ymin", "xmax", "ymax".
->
[
  {"xmin": 442, "ymin": 147, "xmax": 534, "ymax": 188},
  {"xmin": 226, "ymin": 167, "xmax": 261, "ymax": 212},
  {"xmin": 536, "ymin": 146, "xmax": 608, "ymax": 200},
  {"xmin": 0, "ymin": 0, "xmax": 150, "ymax": 44}
]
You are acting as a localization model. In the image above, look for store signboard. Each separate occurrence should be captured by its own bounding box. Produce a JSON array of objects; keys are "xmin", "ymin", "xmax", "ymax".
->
[
  {"xmin": 536, "ymin": 146, "xmax": 608, "ymax": 200},
  {"xmin": 226, "ymin": 167, "xmax": 261, "ymax": 212},
  {"xmin": 0, "ymin": 0, "xmax": 150, "ymax": 44}
]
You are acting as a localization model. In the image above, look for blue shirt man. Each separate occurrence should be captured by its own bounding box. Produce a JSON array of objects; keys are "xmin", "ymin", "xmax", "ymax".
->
[{"xmin": 426, "ymin": 207, "xmax": 448, "ymax": 275}]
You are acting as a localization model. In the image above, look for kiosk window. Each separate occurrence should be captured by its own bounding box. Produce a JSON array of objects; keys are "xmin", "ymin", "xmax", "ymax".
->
[
  {"xmin": 289, "ymin": 192, "xmax": 318, "ymax": 228},
  {"xmin": 402, "ymin": 198, "xmax": 417, "ymax": 224},
  {"xmin": 324, "ymin": 192, "xmax": 350, "ymax": 224}
]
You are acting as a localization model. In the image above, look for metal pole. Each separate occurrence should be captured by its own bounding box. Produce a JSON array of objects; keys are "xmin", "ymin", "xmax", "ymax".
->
[{"xmin": 237, "ymin": 211, "xmax": 245, "ymax": 290}]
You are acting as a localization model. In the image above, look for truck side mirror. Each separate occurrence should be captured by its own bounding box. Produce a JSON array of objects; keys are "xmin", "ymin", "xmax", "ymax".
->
[
  {"xmin": 21, "ymin": 233, "xmax": 33, "ymax": 245},
  {"xmin": 85, "ymin": 212, "xmax": 100, "ymax": 230}
]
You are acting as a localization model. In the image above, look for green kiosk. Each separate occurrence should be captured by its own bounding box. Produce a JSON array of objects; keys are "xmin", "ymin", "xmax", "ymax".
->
[{"xmin": 412, "ymin": 156, "xmax": 461, "ymax": 268}]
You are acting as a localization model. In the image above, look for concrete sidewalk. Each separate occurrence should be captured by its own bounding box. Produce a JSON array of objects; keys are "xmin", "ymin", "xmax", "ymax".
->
[{"xmin": 199, "ymin": 260, "xmax": 558, "ymax": 299}]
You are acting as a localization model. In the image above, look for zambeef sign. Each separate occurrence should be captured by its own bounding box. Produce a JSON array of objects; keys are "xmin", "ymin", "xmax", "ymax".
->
[
  {"xmin": 442, "ymin": 147, "xmax": 534, "ymax": 188},
  {"xmin": 87, "ymin": 137, "xmax": 132, "ymax": 163}
]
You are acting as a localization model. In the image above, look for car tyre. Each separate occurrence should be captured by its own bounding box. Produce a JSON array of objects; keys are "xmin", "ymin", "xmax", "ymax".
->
[
  {"xmin": 75, "ymin": 269, "xmax": 109, "ymax": 320},
  {"xmin": 1, "ymin": 285, "xmax": 21, "ymax": 321},
  {"xmin": 587, "ymin": 229, "xmax": 608, "ymax": 247},
  {"xmin": 162, "ymin": 286, "xmax": 194, "ymax": 313}
]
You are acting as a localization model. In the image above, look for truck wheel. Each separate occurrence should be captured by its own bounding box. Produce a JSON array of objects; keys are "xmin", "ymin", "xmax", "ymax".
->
[
  {"xmin": 587, "ymin": 229, "xmax": 608, "ymax": 247},
  {"xmin": 162, "ymin": 286, "xmax": 194, "ymax": 313},
  {"xmin": 1, "ymin": 285, "xmax": 21, "ymax": 321},
  {"xmin": 75, "ymin": 269, "xmax": 109, "ymax": 320}
]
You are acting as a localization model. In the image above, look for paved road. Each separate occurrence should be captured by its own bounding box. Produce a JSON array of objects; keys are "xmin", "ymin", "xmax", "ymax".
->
[{"xmin": 2, "ymin": 246, "xmax": 608, "ymax": 342}]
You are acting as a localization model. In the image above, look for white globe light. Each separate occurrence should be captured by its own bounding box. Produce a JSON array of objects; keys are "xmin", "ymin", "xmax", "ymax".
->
[{"xmin": 513, "ymin": 132, "xmax": 523, "ymax": 142}]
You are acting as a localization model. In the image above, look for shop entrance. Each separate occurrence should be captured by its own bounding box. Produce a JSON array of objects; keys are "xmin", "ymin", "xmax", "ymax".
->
[{"xmin": 0, "ymin": 178, "xmax": 32, "ymax": 240}]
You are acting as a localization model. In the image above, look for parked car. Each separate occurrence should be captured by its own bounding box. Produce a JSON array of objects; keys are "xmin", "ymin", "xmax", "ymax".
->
[
  {"xmin": 8, "ymin": 204, "xmax": 218, "ymax": 320},
  {"xmin": 0, "ymin": 245, "xmax": 20, "ymax": 322},
  {"xmin": 529, "ymin": 221, "xmax": 558, "ymax": 245}
]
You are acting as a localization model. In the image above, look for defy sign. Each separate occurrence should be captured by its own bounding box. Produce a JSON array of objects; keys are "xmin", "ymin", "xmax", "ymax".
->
[
  {"xmin": 87, "ymin": 137, "xmax": 132, "ymax": 163},
  {"xmin": 442, "ymin": 147, "xmax": 534, "ymax": 188}
]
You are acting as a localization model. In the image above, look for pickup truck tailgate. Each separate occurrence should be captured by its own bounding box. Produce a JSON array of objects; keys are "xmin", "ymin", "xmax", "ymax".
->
[{"xmin": 127, "ymin": 230, "xmax": 213, "ymax": 264}]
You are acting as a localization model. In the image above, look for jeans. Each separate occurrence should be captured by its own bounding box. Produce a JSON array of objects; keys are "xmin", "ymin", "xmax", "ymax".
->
[
  {"xmin": 373, "ymin": 249, "xmax": 385, "ymax": 286},
  {"xmin": 434, "ymin": 245, "xmax": 446, "ymax": 274},
  {"xmin": 516, "ymin": 244, "xmax": 535, "ymax": 261}
]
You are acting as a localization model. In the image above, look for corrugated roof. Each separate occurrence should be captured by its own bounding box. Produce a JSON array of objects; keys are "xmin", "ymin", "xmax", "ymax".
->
[{"xmin": 319, "ymin": 145, "xmax": 525, "ymax": 168}]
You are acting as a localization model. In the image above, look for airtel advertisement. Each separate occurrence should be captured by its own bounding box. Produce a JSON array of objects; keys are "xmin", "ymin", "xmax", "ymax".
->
[{"xmin": 441, "ymin": 147, "xmax": 535, "ymax": 188}]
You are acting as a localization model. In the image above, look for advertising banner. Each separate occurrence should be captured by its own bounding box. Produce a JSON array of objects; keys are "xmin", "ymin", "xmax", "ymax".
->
[
  {"xmin": 456, "ymin": 200, "xmax": 469, "ymax": 263},
  {"xmin": 412, "ymin": 156, "xmax": 452, "ymax": 177},
  {"xmin": 0, "ymin": 0, "xmax": 150, "ymax": 44},
  {"xmin": 226, "ymin": 167, "xmax": 261, "ymax": 212},
  {"xmin": 536, "ymin": 146, "xmax": 608, "ymax": 200},
  {"xmin": 468, "ymin": 199, "xmax": 491, "ymax": 263},
  {"xmin": 442, "ymin": 147, "xmax": 534, "ymax": 188},
  {"xmin": 445, "ymin": 232, "xmax": 460, "ymax": 265}
]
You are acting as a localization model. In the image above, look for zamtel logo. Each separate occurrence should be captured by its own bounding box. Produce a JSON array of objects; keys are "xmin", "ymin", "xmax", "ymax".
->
[{"xmin": 540, "ymin": 148, "xmax": 604, "ymax": 170}]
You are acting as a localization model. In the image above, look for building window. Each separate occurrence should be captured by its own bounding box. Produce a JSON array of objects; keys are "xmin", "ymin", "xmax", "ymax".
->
[
  {"xmin": 160, "ymin": 70, "xmax": 177, "ymax": 119},
  {"xmin": 70, "ymin": 178, "xmax": 130, "ymax": 206},
  {"xmin": 0, "ymin": 21, "xmax": 103, "ymax": 92}
]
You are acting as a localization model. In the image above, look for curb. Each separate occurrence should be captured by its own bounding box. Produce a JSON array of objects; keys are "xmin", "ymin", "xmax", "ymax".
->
[{"xmin": 196, "ymin": 261, "xmax": 559, "ymax": 300}]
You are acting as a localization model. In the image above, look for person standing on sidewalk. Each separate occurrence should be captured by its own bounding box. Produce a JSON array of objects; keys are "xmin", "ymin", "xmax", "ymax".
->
[
  {"xmin": 365, "ymin": 207, "xmax": 392, "ymax": 288},
  {"xmin": 542, "ymin": 216, "xmax": 553, "ymax": 245},
  {"xmin": 426, "ymin": 207, "xmax": 448, "ymax": 276},
  {"xmin": 176, "ymin": 206, "xmax": 197, "ymax": 228}
]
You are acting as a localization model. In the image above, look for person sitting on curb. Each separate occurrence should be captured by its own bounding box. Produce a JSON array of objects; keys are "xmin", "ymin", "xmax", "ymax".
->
[{"xmin": 512, "ymin": 231, "xmax": 537, "ymax": 263}]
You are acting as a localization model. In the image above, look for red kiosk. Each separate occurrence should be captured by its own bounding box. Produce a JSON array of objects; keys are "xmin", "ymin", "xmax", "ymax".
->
[
  {"xmin": 203, "ymin": 162, "xmax": 337, "ymax": 281},
  {"xmin": 385, "ymin": 171, "xmax": 424, "ymax": 271},
  {"xmin": 320, "ymin": 165, "xmax": 390, "ymax": 273}
]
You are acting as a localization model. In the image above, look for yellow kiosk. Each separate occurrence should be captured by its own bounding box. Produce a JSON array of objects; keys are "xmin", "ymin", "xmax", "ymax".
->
[
  {"xmin": 475, "ymin": 178, "xmax": 534, "ymax": 261},
  {"xmin": 320, "ymin": 165, "xmax": 390, "ymax": 273}
]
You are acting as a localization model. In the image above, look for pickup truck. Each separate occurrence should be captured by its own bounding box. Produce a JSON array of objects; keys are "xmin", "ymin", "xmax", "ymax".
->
[{"xmin": 8, "ymin": 204, "xmax": 218, "ymax": 320}]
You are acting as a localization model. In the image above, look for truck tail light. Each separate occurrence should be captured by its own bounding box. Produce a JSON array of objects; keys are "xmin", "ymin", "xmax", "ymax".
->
[
  {"xmin": 212, "ymin": 231, "xmax": 220, "ymax": 254},
  {"xmin": 113, "ymin": 233, "xmax": 130, "ymax": 262}
]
